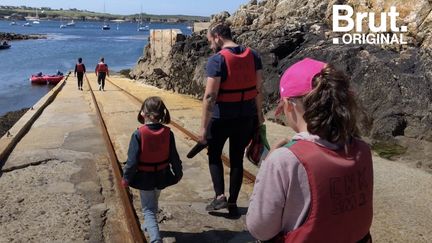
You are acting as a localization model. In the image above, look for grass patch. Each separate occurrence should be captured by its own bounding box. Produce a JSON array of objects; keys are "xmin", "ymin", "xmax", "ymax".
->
[
  {"xmin": 372, "ymin": 141, "xmax": 407, "ymax": 160},
  {"xmin": 119, "ymin": 69, "xmax": 131, "ymax": 79}
]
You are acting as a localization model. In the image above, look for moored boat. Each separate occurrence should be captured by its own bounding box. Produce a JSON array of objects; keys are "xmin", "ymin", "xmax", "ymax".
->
[
  {"xmin": 137, "ymin": 25, "xmax": 149, "ymax": 31},
  {"xmin": 44, "ymin": 75, "xmax": 64, "ymax": 84},
  {"xmin": 0, "ymin": 42, "xmax": 11, "ymax": 50},
  {"xmin": 30, "ymin": 74, "xmax": 64, "ymax": 85},
  {"xmin": 102, "ymin": 24, "xmax": 110, "ymax": 30},
  {"xmin": 66, "ymin": 20, "xmax": 75, "ymax": 27}
]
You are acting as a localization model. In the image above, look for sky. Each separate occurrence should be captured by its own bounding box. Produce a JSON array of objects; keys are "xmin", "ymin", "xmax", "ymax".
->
[{"xmin": 0, "ymin": 0, "xmax": 252, "ymax": 16}]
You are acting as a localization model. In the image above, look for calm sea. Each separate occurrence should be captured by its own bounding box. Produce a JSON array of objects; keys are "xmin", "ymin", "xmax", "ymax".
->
[{"xmin": 0, "ymin": 20, "xmax": 191, "ymax": 116}]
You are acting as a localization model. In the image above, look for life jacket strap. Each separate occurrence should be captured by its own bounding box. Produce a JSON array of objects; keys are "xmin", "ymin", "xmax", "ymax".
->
[
  {"xmin": 218, "ymin": 85, "xmax": 256, "ymax": 94},
  {"xmin": 137, "ymin": 159, "xmax": 169, "ymax": 172}
]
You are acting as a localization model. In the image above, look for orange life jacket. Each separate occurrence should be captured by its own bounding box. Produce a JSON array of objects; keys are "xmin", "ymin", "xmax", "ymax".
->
[
  {"xmin": 96, "ymin": 63, "xmax": 108, "ymax": 73},
  {"xmin": 279, "ymin": 139, "xmax": 373, "ymax": 243},
  {"xmin": 138, "ymin": 125, "xmax": 170, "ymax": 172},
  {"xmin": 217, "ymin": 48, "xmax": 258, "ymax": 102},
  {"xmin": 76, "ymin": 63, "xmax": 84, "ymax": 73}
]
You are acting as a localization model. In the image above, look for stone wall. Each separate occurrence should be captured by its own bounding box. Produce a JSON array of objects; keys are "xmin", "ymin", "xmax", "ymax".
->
[
  {"xmin": 130, "ymin": 29, "xmax": 186, "ymax": 87},
  {"xmin": 149, "ymin": 29, "xmax": 183, "ymax": 59},
  {"xmin": 193, "ymin": 22, "xmax": 211, "ymax": 33}
]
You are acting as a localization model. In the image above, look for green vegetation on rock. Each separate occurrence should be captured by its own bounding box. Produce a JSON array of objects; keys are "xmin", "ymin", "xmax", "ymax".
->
[
  {"xmin": 119, "ymin": 69, "xmax": 132, "ymax": 79},
  {"xmin": 372, "ymin": 142, "xmax": 408, "ymax": 160}
]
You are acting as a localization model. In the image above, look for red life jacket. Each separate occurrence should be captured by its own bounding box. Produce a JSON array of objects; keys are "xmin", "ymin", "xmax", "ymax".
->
[
  {"xmin": 280, "ymin": 139, "xmax": 373, "ymax": 243},
  {"xmin": 138, "ymin": 125, "xmax": 170, "ymax": 172},
  {"xmin": 76, "ymin": 63, "xmax": 84, "ymax": 73},
  {"xmin": 97, "ymin": 63, "xmax": 108, "ymax": 73},
  {"xmin": 217, "ymin": 48, "xmax": 258, "ymax": 102}
]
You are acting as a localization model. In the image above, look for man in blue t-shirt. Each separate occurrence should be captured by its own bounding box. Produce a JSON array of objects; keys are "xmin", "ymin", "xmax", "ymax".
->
[{"xmin": 199, "ymin": 22, "xmax": 264, "ymax": 218}]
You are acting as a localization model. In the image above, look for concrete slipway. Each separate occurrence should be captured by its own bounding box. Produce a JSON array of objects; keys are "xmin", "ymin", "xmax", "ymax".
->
[{"xmin": 0, "ymin": 74, "xmax": 430, "ymax": 242}]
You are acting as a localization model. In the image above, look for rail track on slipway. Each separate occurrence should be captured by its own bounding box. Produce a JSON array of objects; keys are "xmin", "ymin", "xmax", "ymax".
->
[{"xmin": 86, "ymin": 75, "xmax": 258, "ymax": 242}]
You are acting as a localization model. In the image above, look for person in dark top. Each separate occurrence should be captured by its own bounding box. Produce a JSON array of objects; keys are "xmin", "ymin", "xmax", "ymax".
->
[
  {"xmin": 95, "ymin": 57, "xmax": 109, "ymax": 91},
  {"xmin": 199, "ymin": 22, "xmax": 265, "ymax": 218},
  {"xmin": 122, "ymin": 96, "xmax": 183, "ymax": 243},
  {"xmin": 74, "ymin": 57, "xmax": 86, "ymax": 90}
]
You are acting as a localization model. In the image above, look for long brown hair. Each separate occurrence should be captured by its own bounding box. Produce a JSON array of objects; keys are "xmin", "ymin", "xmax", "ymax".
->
[
  {"xmin": 302, "ymin": 65, "xmax": 360, "ymax": 144},
  {"xmin": 138, "ymin": 96, "xmax": 171, "ymax": 124}
]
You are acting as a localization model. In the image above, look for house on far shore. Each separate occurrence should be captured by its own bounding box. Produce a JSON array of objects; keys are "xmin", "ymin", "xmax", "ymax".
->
[
  {"xmin": 167, "ymin": 18, "xmax": 180, "ymax": 23},
  {"xmin": 150, "ymin": 18, "xmax": 167, "ymax": 23}
]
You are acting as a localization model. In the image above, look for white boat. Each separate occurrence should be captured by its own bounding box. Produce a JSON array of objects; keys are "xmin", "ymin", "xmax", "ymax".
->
[
  {"xmin": 137, "ymin": 4, "xmax": 149, "ymax": 31},
  {"xmin": 60, "ymin": 17, "xmax": 66, "ymax": 28},
  {"xmin": 66, "ymin": 20, "xmax": 75, "ymax": 27},
  {"xmin": 101, "ymin": 1, "xmax": 110, "ymax": 30},
  {"xmin": 32, "ymin": 9, "xmax": 40, "ymax": 24},
  {"xmin": 9, "ymin": 21, "xmax": 17, "ymax": 26},
  {"xmin": 138, "ymin": 25, "xmax": 149, "ymax": 31},
  {"xmin": 23, "ymin": 22, "xmax": 32, "ymax": 27},
  {"xmin": 102, "ymin": 24, "xmax": 111, "ymax": 30},
  {"xmin": 187, "ymin": 26, "xmax": 193, "ymax": 30}
]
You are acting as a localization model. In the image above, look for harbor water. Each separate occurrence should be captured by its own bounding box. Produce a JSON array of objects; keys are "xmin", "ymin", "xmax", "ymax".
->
[{"xmin": 0, "ymin": 20, "xmax": 191, "ymax": 116}]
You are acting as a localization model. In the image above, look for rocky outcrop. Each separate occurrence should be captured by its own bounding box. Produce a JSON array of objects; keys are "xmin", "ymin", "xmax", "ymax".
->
[
  {"xmin": 0, "ymin": 108, "xmax": 28, "ymax": 138},
  {"xmin": 0, "ymin": 32, "xmax": 45, "ymax": 41},
  {"xmin": 131, "ymin": 0, "xmax": 432, "ymax": 144}
]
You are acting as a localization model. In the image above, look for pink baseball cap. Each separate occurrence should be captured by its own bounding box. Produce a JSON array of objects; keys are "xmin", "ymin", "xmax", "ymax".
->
[{"xmin": 279, "ymin": 58, "xmax": 326, "ymax": 99}]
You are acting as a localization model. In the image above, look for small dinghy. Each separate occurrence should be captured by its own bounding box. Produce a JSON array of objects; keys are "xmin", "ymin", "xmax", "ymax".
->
[
  {"xmin": 0, "ymin": 41, "xmax": 11, "ymax": 50},
  {"xmin": 30, "ymin": 72, "xmax": 64, "ymax": 85}
]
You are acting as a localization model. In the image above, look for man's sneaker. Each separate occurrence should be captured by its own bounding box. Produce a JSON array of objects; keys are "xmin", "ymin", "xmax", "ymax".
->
[
  {"xmin": 205, "ymin": 196, "xmax": 227, "ymax": 211},
  {"xmin": 98, "ymin": 85, "xmax": 101, "ymax": 91}
]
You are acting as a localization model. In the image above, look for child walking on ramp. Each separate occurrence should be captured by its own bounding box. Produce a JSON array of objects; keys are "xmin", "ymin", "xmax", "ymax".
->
[
  {"xmin": 122, "ymin": 96, "xmax": 183, "ymax": 243},
  {"xmin": 246, "ymin": 58, "xmax": 374, "ymax": 242}
]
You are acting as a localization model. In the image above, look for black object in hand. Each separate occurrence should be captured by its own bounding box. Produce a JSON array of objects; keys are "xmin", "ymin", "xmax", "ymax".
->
[{"xmin": 187, "ymin": 142, "xmax": 208, "ymax": 158}]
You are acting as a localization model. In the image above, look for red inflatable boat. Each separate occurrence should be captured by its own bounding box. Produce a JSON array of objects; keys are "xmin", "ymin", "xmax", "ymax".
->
[{"xmin": 30, "ymin": 75, "xmax": 64, "ymax": 85}]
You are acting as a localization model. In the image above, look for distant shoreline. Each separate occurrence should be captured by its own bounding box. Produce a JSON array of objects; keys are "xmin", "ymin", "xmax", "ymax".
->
[{"xmin": 0, "ymin": 5, "xmax": 209, "ymax": 23}]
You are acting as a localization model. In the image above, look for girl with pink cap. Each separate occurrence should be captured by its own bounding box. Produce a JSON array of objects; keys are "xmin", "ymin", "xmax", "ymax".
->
[{"xmin": 246, "ymin": 58, "xmax": 374, "ymax": 243}]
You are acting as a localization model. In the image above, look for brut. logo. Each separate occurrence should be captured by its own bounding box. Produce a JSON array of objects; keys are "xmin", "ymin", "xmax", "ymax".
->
[{"xmin": 332, "ymin": 5, "xmax": 408, "ymax": 45}]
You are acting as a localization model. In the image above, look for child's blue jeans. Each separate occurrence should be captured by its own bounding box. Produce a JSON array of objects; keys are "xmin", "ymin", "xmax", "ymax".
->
[{"xmin": 140, "ymin": 189, "xmax": 161, "ymax": 243}]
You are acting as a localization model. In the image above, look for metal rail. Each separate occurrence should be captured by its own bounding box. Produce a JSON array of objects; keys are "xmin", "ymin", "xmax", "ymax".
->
[{"xmin": 85, "ymin": 75, "xmax": 146, "ymax": 243}]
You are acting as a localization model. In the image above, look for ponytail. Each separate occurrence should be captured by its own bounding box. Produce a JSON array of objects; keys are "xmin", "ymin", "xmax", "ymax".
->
[
  {"xmin": 303, "ymin": 65, "xmax": 360, "ymax": 144},
  {"xmin": 160, "ymin": 104, "xmax": 171, "ymax": 124},
  {"xmin": 138, "ymin": 96, "xmax": 171, "ymax": 124}
]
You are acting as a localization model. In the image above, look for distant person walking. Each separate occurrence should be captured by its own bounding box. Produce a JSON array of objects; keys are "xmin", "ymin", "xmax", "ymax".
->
[
  {"xmin": 122, "ymin": 96, "xmax": 183, "ymax": 243},
  {"xmin": 246, "ymin": 58, "xmax": 374, "ymax": 242},
  {"xmin": 74, "ymin": 57, "xmax": 86, "ymax": 90},
  {"xmin": 95, "ymin": 57, "xmax": 109, "ymax": 91},
  {"xmin": 199, "ymin": 22, "xmax": 264, "ymax": 218}
]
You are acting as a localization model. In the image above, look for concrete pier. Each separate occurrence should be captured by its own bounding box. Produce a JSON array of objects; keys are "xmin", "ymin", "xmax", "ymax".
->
[
  {"xmin": 0, "ymin": 75, "xmax": 128, "ymax": 242},
  {"xmin": 0, "ymin": 74, "xmax": 431, "ymax": 242}
]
